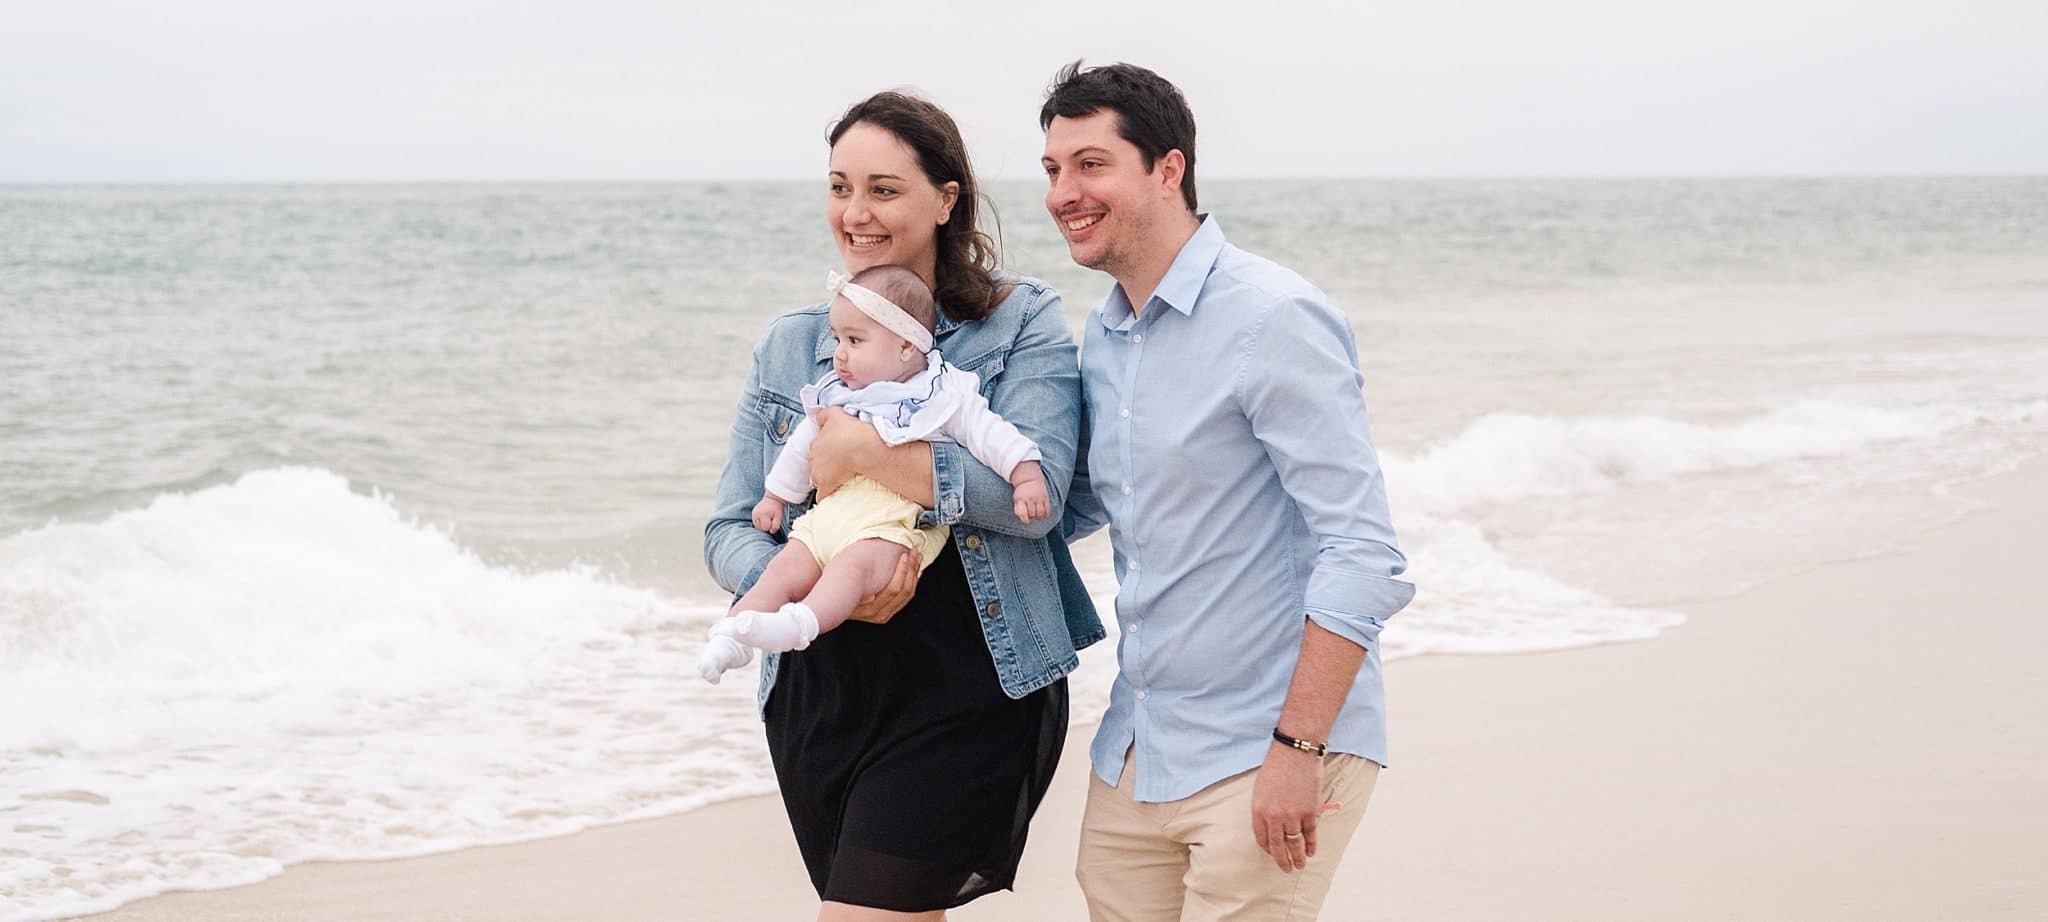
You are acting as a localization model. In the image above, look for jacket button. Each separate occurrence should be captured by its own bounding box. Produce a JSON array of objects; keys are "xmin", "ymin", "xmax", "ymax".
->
[
  {"xmin": 775, "ymin": 417, "xmax": 790, "ymax": 437},
  {"xmin": 985, "ymin": 601, "xmax": 1002, "ymax": 618},
  {"xmin": 963, "ymin": 534, "xmax": 982, "ymax": 550}
]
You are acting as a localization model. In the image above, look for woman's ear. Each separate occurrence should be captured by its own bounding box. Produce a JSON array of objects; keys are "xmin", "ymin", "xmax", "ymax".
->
[{"xmin": 936, "ymin": 181, "xmax": 961, "ymax": 225}]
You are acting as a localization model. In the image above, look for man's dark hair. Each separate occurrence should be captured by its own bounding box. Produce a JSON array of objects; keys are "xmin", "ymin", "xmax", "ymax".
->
[
  {"xmin": 1039, "ymin": 60, "xmax": 1198, "ymax": 212},
  {"xmin": 849, "ymin": 264, "xmax": 937, "ymax": 333}
]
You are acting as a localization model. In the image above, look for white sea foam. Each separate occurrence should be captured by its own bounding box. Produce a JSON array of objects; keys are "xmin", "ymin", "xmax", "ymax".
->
[
  {"xmin": 2, "ymin": 393, "xmax": 2040, "ymax": 919},
  {"xmin": 1381, "ymin": 399, "xmax": 2035, "ymax": 515},
  {"xmin": 0, "ymin": 468, "xmax": 764, "ymax": 921},
  {"xmin": 1380, "ymin": 512, "xmax": 1688, "ymax": 658},
  {"xmin": 1371, "ymin": 396, "xmax": 2044, "ymax": 662}
]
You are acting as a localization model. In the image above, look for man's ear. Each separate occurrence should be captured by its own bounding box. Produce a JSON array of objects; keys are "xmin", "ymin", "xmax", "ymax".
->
[
  {"xmin": 937, "ymin": 181, "xmax": 961, "ymax": 225},
  {"xmin": 1156, "ymin": 150, "xmax": 1186, "ymax": 203}
]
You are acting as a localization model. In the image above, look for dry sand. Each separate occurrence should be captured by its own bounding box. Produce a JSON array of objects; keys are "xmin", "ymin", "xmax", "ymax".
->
[{"xmin": 83, "ymin": 465, "xmax": 2048, "ymax": 921}]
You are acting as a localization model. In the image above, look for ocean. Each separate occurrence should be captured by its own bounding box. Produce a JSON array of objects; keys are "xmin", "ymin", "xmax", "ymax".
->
[{"xmin": 3, "ymin": 179, "xmax": 2045, "ymax": 919}]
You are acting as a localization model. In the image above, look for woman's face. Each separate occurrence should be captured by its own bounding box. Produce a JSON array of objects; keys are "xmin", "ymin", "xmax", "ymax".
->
[{"xmin": 828, "ymin": 122, "xmax": 958, "ymax": 285}]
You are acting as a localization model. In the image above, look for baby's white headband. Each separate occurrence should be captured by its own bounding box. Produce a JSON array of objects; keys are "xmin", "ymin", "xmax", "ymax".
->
[{"xmin": 826, "ymin": 270, "xmax": 934, "ymax": 353}]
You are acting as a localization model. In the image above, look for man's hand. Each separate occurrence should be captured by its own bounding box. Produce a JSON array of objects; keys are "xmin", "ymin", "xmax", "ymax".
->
[
  {"xmin": 1009, "ymin": 461, "xmax": 1050, "ymax": 523},
  {"xmin": 808, "ymin": 410, "xmax": 881, "ymax": 498},
  {"xmin": 846, "ymin": 544, "xmax": 919, "ymax": 624},
  {"xmin": 751, "ymin": 495, "xmax": 786, "ymax": 533},
  {"xmin": 1250, "ymin": 742, "xmax": 1340, "ymax": 873}
]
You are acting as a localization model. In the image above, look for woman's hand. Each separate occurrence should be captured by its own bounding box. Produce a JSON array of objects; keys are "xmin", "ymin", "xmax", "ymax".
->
[
  {"xmin": 808, "ymin": 410, "xmax": 883, "ymax": 499},
  {"xmin": 751, "ymin": 495, "xmax": 787, "ymax": 533},
  {"xmin": 846, "ymin": 544, "xmax": 919, "ymax": 624}
]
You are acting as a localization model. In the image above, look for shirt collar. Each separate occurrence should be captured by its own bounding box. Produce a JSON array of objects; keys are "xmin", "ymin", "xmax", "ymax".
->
[
  {"xmin": 816, "ymin": 299, "xmax": 961, "ymax": 362},
  {"xmin": 1099, "ymin": 213, "xmax": 1225, "ymax": 330}
]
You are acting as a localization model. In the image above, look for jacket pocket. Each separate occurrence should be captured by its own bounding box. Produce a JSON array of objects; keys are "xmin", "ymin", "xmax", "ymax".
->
[
  {"xmin": 759, "ymin": 393, "xmax": 803, "ymax": 445},
  {"xmin": 959, "ymin": 353, "xmax": 1005, "ymax": 396}
]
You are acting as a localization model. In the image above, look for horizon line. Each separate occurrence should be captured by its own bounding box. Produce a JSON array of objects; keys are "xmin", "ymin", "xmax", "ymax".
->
[{"xmin": 3, "ymin": 172, "xmax": 2046, "ymax": 187}]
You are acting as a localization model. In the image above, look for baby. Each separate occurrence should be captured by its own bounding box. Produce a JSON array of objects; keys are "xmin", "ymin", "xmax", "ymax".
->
[{"xmin": 698, "ymin": 265, "xmax": 1048, "ymax": 683}]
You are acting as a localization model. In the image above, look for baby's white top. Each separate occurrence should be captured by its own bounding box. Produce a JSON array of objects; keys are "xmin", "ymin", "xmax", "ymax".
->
[{"xmin": 762, "ymin": 350, "xmax": 1043, "ymax": 504}]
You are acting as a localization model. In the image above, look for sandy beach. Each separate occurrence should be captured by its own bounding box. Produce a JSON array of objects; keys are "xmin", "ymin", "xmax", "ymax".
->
[{"xmin": 78, "ymin": 462, "xmax": 2047, "ymax": 921}]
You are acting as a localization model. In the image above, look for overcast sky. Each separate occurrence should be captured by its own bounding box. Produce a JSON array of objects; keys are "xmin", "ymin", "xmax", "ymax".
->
[{"xmin": 3, "ymin": 0, "xmax": 2043, "ymax": 182}]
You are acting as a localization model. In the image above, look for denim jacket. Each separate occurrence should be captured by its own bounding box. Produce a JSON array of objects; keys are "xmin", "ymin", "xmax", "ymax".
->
[{"xmin": 704, "ymin": 276, "xmax": 1105, "ymax": 711}]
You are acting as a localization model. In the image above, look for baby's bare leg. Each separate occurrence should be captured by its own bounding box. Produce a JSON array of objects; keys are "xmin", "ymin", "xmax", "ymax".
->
[
  {"xmin": 799, "ymin": 538, "xmax": 912, "ymax": 635},
  {"xmin": 731, "ymin": 542, "xmax": 823, "ymax": 617},
  {"xmin": 698, "ymin": 543, "xmax": 825, "ymax": 683},
  {"xmin": 729, "ymin": 540, "xmax": 907, "ymax": 652}
]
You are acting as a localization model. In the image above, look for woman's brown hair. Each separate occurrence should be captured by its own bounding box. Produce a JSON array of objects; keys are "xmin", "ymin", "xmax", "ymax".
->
[{"xmin": 828, "ymin": 91, "xmax": 1010, "ymax": 322}]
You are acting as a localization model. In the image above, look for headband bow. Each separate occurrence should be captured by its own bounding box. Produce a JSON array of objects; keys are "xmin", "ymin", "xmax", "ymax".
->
[{"xmin": 826, "ymin": 270, "xmax": 935, "ymax": 354}]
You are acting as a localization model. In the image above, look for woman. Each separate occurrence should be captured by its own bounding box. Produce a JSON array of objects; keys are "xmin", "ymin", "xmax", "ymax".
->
[{"xmin": 703, "ymin": 91, "xmax": 1103, "ymax": 921}]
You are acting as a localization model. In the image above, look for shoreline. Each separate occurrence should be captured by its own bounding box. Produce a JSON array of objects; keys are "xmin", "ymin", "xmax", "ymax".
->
[{"xmin": 71, "ymin": 460, "xmax": 2048, "ymax": 921}]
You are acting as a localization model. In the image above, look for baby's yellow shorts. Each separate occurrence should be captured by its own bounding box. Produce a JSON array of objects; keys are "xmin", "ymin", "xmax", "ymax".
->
[{"xmin": 787, "ymin": 475, "xmax": 950, "ymax": 571}]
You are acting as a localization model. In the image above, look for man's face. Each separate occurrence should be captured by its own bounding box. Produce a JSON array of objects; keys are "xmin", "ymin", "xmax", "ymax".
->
[{"xmin": 1042, "ymin": 111, "xmax": 1164, "ymax": 277}]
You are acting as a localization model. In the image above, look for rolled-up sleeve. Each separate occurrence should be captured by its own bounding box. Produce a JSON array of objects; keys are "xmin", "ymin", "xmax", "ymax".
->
[{"xmin": 1239, "ymin": 295, "xmax": 1415, "ymax": 650}]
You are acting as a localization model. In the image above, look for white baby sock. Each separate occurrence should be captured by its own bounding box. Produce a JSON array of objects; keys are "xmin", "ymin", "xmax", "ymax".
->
[
  {"xmin": 731, "ymin": 602, "xmax": 821, "ymax": 653},
  {"xmin": 697, "ymin": 618, "xmax": 754, "ymax": 684}
]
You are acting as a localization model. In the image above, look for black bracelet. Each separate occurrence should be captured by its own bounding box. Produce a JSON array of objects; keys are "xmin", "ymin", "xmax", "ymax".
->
[{"xmin": 1272, "ymin": 728, "xmax": 1328, "ymax": 756}]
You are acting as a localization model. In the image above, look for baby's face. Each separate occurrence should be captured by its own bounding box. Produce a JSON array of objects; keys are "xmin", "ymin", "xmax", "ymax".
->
[{"xmin": 828, "ymin": 298, "xmax": 927, "ymax": 389}]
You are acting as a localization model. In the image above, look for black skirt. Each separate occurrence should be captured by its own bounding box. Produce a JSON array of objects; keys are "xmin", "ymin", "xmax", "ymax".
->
[{"xmin": 763, "ymin": 541, "xmax": 1068, "ymax": 912}]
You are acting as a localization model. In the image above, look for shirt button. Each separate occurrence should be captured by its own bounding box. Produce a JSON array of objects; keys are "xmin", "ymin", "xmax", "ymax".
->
[
  {"xmin": 775, "ymin": 418, "xmax": 790, "ymax": 437},
  {"xmin": 1121, "ymin": 485, "xmax": 1133, "ymax": 496},
  {"xmin": 1133, "ymin": 333, "xmax": 1145, "ymax": 344},
  {"xmin": 962, "ymin": 534, "xmax": 982, "ymax": 550},
  {"xmin": 1135, "ymin": 690, "xmax": 1148, "ymax": 700},
  {"xmin": 1119, "ymin": 408, "xmax": 1130, "ymax": 418},
  {"xmin": 985, "ymin": 601, "xmax": 1002, "ymax": 618},
  {"xmin": 1126, "ymin": 623, "xmax": 1138, "ymax": 633}
]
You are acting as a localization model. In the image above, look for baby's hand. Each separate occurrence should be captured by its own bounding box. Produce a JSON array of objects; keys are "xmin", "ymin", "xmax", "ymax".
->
[
  {"xmin": 752, "ymin": 495, "xmax": 786, "ymax": 533},
  {"xmin": 1009, "ymin": 461, "xmax": 1050, "ymax": 523}
]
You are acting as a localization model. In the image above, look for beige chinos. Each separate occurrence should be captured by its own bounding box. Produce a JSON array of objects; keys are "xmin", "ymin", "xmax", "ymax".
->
[{"xmin": 1077, "ymin": 748, "xmax": 1382, "ymax": 921}]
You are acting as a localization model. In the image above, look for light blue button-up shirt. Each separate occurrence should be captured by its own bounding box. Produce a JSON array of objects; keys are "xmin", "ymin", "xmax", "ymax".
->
[{"xmin": 1066, "ymin": 215, "xmax": 1415, "ymax": 803}]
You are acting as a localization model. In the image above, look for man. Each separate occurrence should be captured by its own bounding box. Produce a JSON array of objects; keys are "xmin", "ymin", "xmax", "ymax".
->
[{"xmin": 1045, "ymin": 61, "xmax": 1415, "ymax": 921}]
